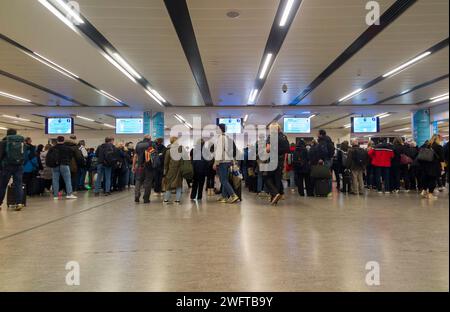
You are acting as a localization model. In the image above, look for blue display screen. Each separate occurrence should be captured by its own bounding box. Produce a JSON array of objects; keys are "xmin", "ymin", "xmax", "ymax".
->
[
  {"xmin": 217, "ymin": 118, "xmax": 242, "ymax": 134},
  {"xmin": 352, "ymin": 117, "xmax": 380, "ymax": 133},
  {"xmin": 116, "ymin": 118, "xmax": 144, "ymax": 134},
  {"xmin": 46, "ymin": 118, "xmax": 73, "ymax": 134},
  {"xmin": 283, "ymin": 118, "xmax": 311, "ymax": 134}
]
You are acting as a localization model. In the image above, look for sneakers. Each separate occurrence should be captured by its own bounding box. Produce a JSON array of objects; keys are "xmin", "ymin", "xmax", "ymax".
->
[
  {"xmin": 227, "ymin": 194, "xmax": 240, "ymax": 204},
  {"xmin": 53, "ymin": 196, "xmax": 59, "ymax": 200},
  {"xmin": 163, "ymin": 200, "xmax": 171, "ymax": 204},
  {"xmin": 218, "ymin": 197, "xmax": 228, "ymax": 203},
  {"xmin": 15, "ymin": 204, "xmax": 24, "ymax": 211},
  {"xmin": 66, "ymin": 194, "xmax": 78, "ymax": 200}
]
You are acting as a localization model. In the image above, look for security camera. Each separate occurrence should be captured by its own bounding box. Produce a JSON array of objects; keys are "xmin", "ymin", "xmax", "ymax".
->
[{"xmin": 282, "ymin": 84, "xmax": 288, "ymax": 93}]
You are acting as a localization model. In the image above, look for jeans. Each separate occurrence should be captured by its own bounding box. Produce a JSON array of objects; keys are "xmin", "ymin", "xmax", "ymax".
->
[
  {"xmin": 78, "ymin": 167, "xmax": 87, "ymax": 188},
  {"xmin": 164, "ymin": 187, "xmax": 182, "ymax": 202},
  {"xmin": 218, "ymin": 162, "xmax": 235, "ymax": 199},
  {"xmin": 375, "ymin": 166, "xmax": 390, "ymax": 192},
  {"xmin": 153, "ymin": 169, "xmax": 164, "ymax": 193},
  {"xmin": 289, "ymin": 171, "xmax": 295, "ymax": 188},
  {"xmin": 134, "ymin": 166, "xmax": 154, "ymax": 202},
  {"xmin": 95, "ymin": 164, "xmax": 112, "ymax": 194},
  {"xmin": 52, "ymin": 165, "xmax": 73, "ymax": 196},
  {"xmin": 0, "ymin": 165, "xmax": 24, "ymax": 205}
]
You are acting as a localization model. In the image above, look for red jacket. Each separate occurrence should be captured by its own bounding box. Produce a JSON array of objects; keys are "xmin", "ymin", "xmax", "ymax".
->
[
  {"xmin": 285, "ymin": 146, "xmax": 296, "ymax": 172},
  {"xmin": 368, "ymin": 145, "xmax": 394, "ymax": 168}
]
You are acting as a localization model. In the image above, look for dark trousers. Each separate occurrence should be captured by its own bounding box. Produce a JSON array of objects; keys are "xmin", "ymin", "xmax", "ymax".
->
[
  {"xmin": 191, "ymin": 173, "xmax": 206, "ymax": 200},
  {"xmin": 135, "ymin": 166, "xmax": 154, "ymax": 202},
  {"xmin": 71, "ymin": 171, "xmax": 78, "ymax": 192},
  {"xmin": 295, "ymin": 171, "xmax": 312, "ymax": 196},
  {"xmin": 375, "ymin": 167, "xmax": 390, "ymax": 192},
  {"xmin": 333, "ymin": 168, "xmax": 341, "ymax": 190},
  {"xmin": 0, "ymin": 165, "xmax": 24, "ymax": 205},
  {"xmin": 390, "ymin": 165, "xmax": 401, "ymax": 191},
  {"xmin": 206, "ymin": 172, "xmax": 215, "ymax": 190},
  {"xmin": 22, "ymin": 172, "xmax": 34, "ymax": 196},
  {"xmin": 263, "ymin": 166, "xmax": 283, "ymax": 197},
  {"xmin": 153, "ymin": 169, "xmax": 164, "ymax": 193},
  {"xmin": 422, "ymin": 174, "xmax": 437, "ymax": 193}
]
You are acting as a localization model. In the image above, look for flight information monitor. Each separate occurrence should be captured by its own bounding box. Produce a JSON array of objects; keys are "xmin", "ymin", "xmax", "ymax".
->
[
  {"xmin": 45, "ymin": 117, "xmax": 74, "ymax": 135},
  {"xmin": 351, "ymin": 117, "xmax": 380, "ymax": 133},
  {"xmin": 216, "ymin": 118, "xmax": 243, "ymax": 134},
  {"xmin": 115, "ymin": 118, "xmax": 144, "ymax": 134},
  {"xmin": 283, "ymin": 117, "xmax": 311, "ymax": 134}
]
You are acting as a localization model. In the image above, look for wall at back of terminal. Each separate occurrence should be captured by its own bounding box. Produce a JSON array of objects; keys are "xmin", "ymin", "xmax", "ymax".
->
[{"xmin": 15, "ymin": 127, "xmax": 351, "ymax": 150}]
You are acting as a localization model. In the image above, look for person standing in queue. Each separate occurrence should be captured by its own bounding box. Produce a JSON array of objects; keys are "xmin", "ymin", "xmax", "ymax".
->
[
  {"xmin": 132, "ymin": 135, "xmax": 154, "ymax": 204},
  {"xmin": 94, "ymin": 137, "xmax": 115, "ymax": 196}
]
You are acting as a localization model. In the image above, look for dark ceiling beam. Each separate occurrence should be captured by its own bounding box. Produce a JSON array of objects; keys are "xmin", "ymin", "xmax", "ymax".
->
[
  {"xmin": 164, "ymin": 0, "xmax": 213, "ymax": 106},
  {"xmin": 290, "ymin": 0, "xmax": 418, "ymax": 105}
]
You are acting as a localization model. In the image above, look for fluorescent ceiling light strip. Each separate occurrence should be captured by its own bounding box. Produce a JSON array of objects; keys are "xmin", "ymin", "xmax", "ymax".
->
[
  {"xmin": 150, "ymin": 89, "xmax": 166, "ymax": 103},
  {"xmin": 176, "ymin": 114, "xmax": 186, "ymax": 122},
  {"xmin": 145, "ymin": 90, "xmax": 163, "ymax": 106},
  {"xmin": 344, "ymin": 123, "xmax": 351, "ymax": 128},
  {"xmin": 174, "ymin": 115, "xmax": 182, "ymax": 123},
  {"xmin": 30, "ymin": 54, "xmax": 75, "ymax": 81},
  {"xmin": 54, "ymin": 0, "xmax": 84, "ymax": 24},
  {"xmin": 259, "ymin": 53, "xmax": 273, "ymax": 79},
  {"xmin": 430, "ymin": 92, "xmax": 449, "ymax": 100},
  {"xmin": 185, "ymin": 122, "xmax": 193, "ymax": 129},
  {"xmin": 76, "ymin": 115, "xmax": 95, "ymax": 122},
  {"xmin": 38, "ymin": 0, "xmax": 77, "ymax": 32},
  {"xmin": 32, "ymin": 52, "xmax": 79, "ymax": 79},
  {"xmin": 0, "ymin": 126, "xmax": 8, "ymax": 130},
  {"xmin": 103, "ymin": 123, "xmax": 115, "ymax": 128},
  {"xmin": 104, "ymin": 54, "xmax": 137, "ymax": 84},
  {"xmin": 394, "ymin": 127, "xmax": 410, "ymax": 132},
  {"xmin": 100, "ymin": 90, "xmax": 121, "ymax": 103},
  {"xmin": 279, "ymin": 0, "xmax": 295, "ymax": 27},
  {"xmin": 431, "ymin": 95, "xmax": 449, "ymax": 103},
  {"xmin": 112, "ymin": 53, "xmax": 141, "ymax": 79},
  {"xmin": 309, "ymin": 114, "xmax": 316, "ymax": 119},
  {"xmin": 249, "ymin": 89, "xmax": 258, "ymax": 103},
  {"xmin": 0, "ymin": 91, "xmax": 31, "ymax": 103},
  {"xmin": 2, "ymin": 114, "xmax": 31, "ymax": 122},
  {"xmin": 382, "ymin": 51, "xmax": 431, "ymax": 78},
  {"xmin": 244, "ymin": 114, "xmax": 249, "ymax": 123},
  {"xmin": 339, "ymin": 88, "xmax": 363, "ymax": 102}
]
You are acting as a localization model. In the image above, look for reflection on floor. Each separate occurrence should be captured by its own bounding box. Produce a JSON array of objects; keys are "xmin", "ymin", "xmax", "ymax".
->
[{"xmin": 0, "ymin": 187, "xmax": 448, "ymax": 292}]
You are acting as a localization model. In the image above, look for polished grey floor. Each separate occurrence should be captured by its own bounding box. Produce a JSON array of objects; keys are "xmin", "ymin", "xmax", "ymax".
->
[{"xmin": 0, "ymin": 187, "xmax": 448, "ymax": 292}]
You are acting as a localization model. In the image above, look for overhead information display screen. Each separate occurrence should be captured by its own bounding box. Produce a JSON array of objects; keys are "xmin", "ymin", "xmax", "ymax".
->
[
  {"xmin": 217, "ymin": 118, "xmax": 243, "ymax": 134},
  {"xmin": 351, "ymin": 117, "xmax": 380, "ymax": 133},
  {"xmin": 116, "ymin": 118, "xmax": 144, "ymax": 134},
  {"xmin": 283, "ymin": 118, "xmax": 311, "ymax": 134},
  {"xmin": 45, "ymin": 117, "xmax": 74, "ymax": 135}
]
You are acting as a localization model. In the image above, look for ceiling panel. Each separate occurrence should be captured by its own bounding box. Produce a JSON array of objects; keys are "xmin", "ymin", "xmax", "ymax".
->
[
  {"xmin": 259, "ymin": 0, "xmax": 396, "ymax": 106},
  {"xmin": 77, "ymin": 0, "xmax": 203, "ymax": 106},
  {"xmin": 188, "ymin": 0, "xmax": 279, "ymax": 106},
  {"xmin": 0, "ymin": 0, "xmax": 161, "ymax": 111},
  {"xmin": 301, "ymin": 0, "xmax": 449, "ymax": 106}
]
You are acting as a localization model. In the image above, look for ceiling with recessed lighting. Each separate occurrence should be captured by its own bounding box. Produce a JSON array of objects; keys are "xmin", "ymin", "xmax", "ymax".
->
[{"xmin": 0, "ymin": 0, "xmax": 448, "ymax": 136}]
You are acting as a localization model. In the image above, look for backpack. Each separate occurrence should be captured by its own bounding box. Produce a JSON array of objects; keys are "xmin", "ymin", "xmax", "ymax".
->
[
  {"xmin": 104, "ymin": 147, "xmax": 119, "ymax": 168},
  {"xmin": 318, "ymin": 142, "xmax": 329, "ymax": 161},
  {"xmin": 4, "ymin": 135, "xmax": 25, "ymax": 166},
  {"xmin": 352, "ymin": 148, "xmax": 367, "ymax": 167},
  {"xmin": 145, "ymin": 146, "xmax": 161, "ymax": 169},
  {"xmin": 341, "ymin": 151, "xmax": 348, "ymax": 167},
  {"xmin": 293, "ymin": 150, "xmax": 305, "ymax": 167},
  {"xmin": 400, "ymin": 153, "xmax": 413, "ymax": 165},
  {"xmin": 45, "ymin": 147, "xmax": 59, "ymax": 168},
  {"xmin": 278, "ymin": 134, "xmax": 290, "ymax": 156}
]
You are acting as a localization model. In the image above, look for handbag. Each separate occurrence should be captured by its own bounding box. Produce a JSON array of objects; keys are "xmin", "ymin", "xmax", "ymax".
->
[
  {"xmin": 417, "ymin": 148, "xmax": 435, "ymax": 162},
  {"xmin": 400, "ymin": 153, "xmax": 413, "ymax": 165}
]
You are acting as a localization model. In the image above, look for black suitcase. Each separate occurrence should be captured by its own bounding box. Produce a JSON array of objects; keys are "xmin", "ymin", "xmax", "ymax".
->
[
  {"xmin": 7, "ymin": 184, "xmax": 27, "ymax": 207},
  {"xmin": 314, "ymin": 179, "xmax": 331, "ymax": 197}
]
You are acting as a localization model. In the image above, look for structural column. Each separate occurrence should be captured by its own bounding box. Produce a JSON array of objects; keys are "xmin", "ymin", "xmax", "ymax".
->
[
  {"xmin": 151, "ymin": 112, "xmax": 165, "ymax": 140},
  {"xmin": 143, "ymin": 111, "xmax": 152, "ymax": 136},
  {"xmin": 412, "ymin": 109, "xmax": 431, "ymax": 146}
]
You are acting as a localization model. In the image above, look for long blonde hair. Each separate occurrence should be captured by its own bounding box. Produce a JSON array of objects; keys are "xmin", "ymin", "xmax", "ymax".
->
[{"xmin": 429, "ymin": 134, "xmax": 441, "ymax": 146}]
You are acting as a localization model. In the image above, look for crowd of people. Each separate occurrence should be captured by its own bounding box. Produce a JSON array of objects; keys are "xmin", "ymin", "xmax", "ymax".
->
[{"xmin": 0, "ymin": 124, "xmax": 448, "ymax": 211}]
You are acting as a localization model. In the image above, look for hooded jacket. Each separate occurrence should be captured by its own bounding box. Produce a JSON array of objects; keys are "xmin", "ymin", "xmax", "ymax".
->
[{"xmin": 368, "ymin": 143, "xmax": 394, "ymax": 168}]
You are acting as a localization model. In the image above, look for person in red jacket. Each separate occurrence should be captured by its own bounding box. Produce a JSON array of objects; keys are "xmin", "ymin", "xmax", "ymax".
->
[
  {"xmin": 368, "ymin": 139, "xmax": 394, "ymax": 194},
  {"xmin": 284, "ymin": 143, "xmax": 296, "ymax": 191}
]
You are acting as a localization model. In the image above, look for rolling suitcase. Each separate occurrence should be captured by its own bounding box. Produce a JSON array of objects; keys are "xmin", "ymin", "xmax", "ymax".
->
[
  {"xmin": 7, "ymin": 184, "xmax": 27, "ymax": 208},
  {"xmin": 314, "ymin": 179, "xmax": 330, "ymax": 197}
]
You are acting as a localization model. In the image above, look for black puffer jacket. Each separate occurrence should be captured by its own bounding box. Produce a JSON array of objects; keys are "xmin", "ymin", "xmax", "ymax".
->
[
  {"xmin": 420, "ymin": 142, "xmax": 444, "ymax": 177},
  {"xmin": 53, "ymin": 143, "xmax": 75, "ymax": 166}
]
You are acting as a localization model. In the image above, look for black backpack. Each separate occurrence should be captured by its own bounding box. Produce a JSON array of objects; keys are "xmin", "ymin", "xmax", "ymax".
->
[
  {"xmin": 4, "ymin": 135, "xmax": 25, "ymax": 166},
  {"xmin": 104, "ymin": 147, "xmax": 120, "ymax": 168},
  {"xmin": 352, "ymin": 148, "xmax": 367, "ymax": 166},
  {"xmin": 45, "ymin": 147, "xmax": 60, "ymax": 168},
  {"xmin": 278, "ymin": 134, "xmax": 290, "ymax": 156}
]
